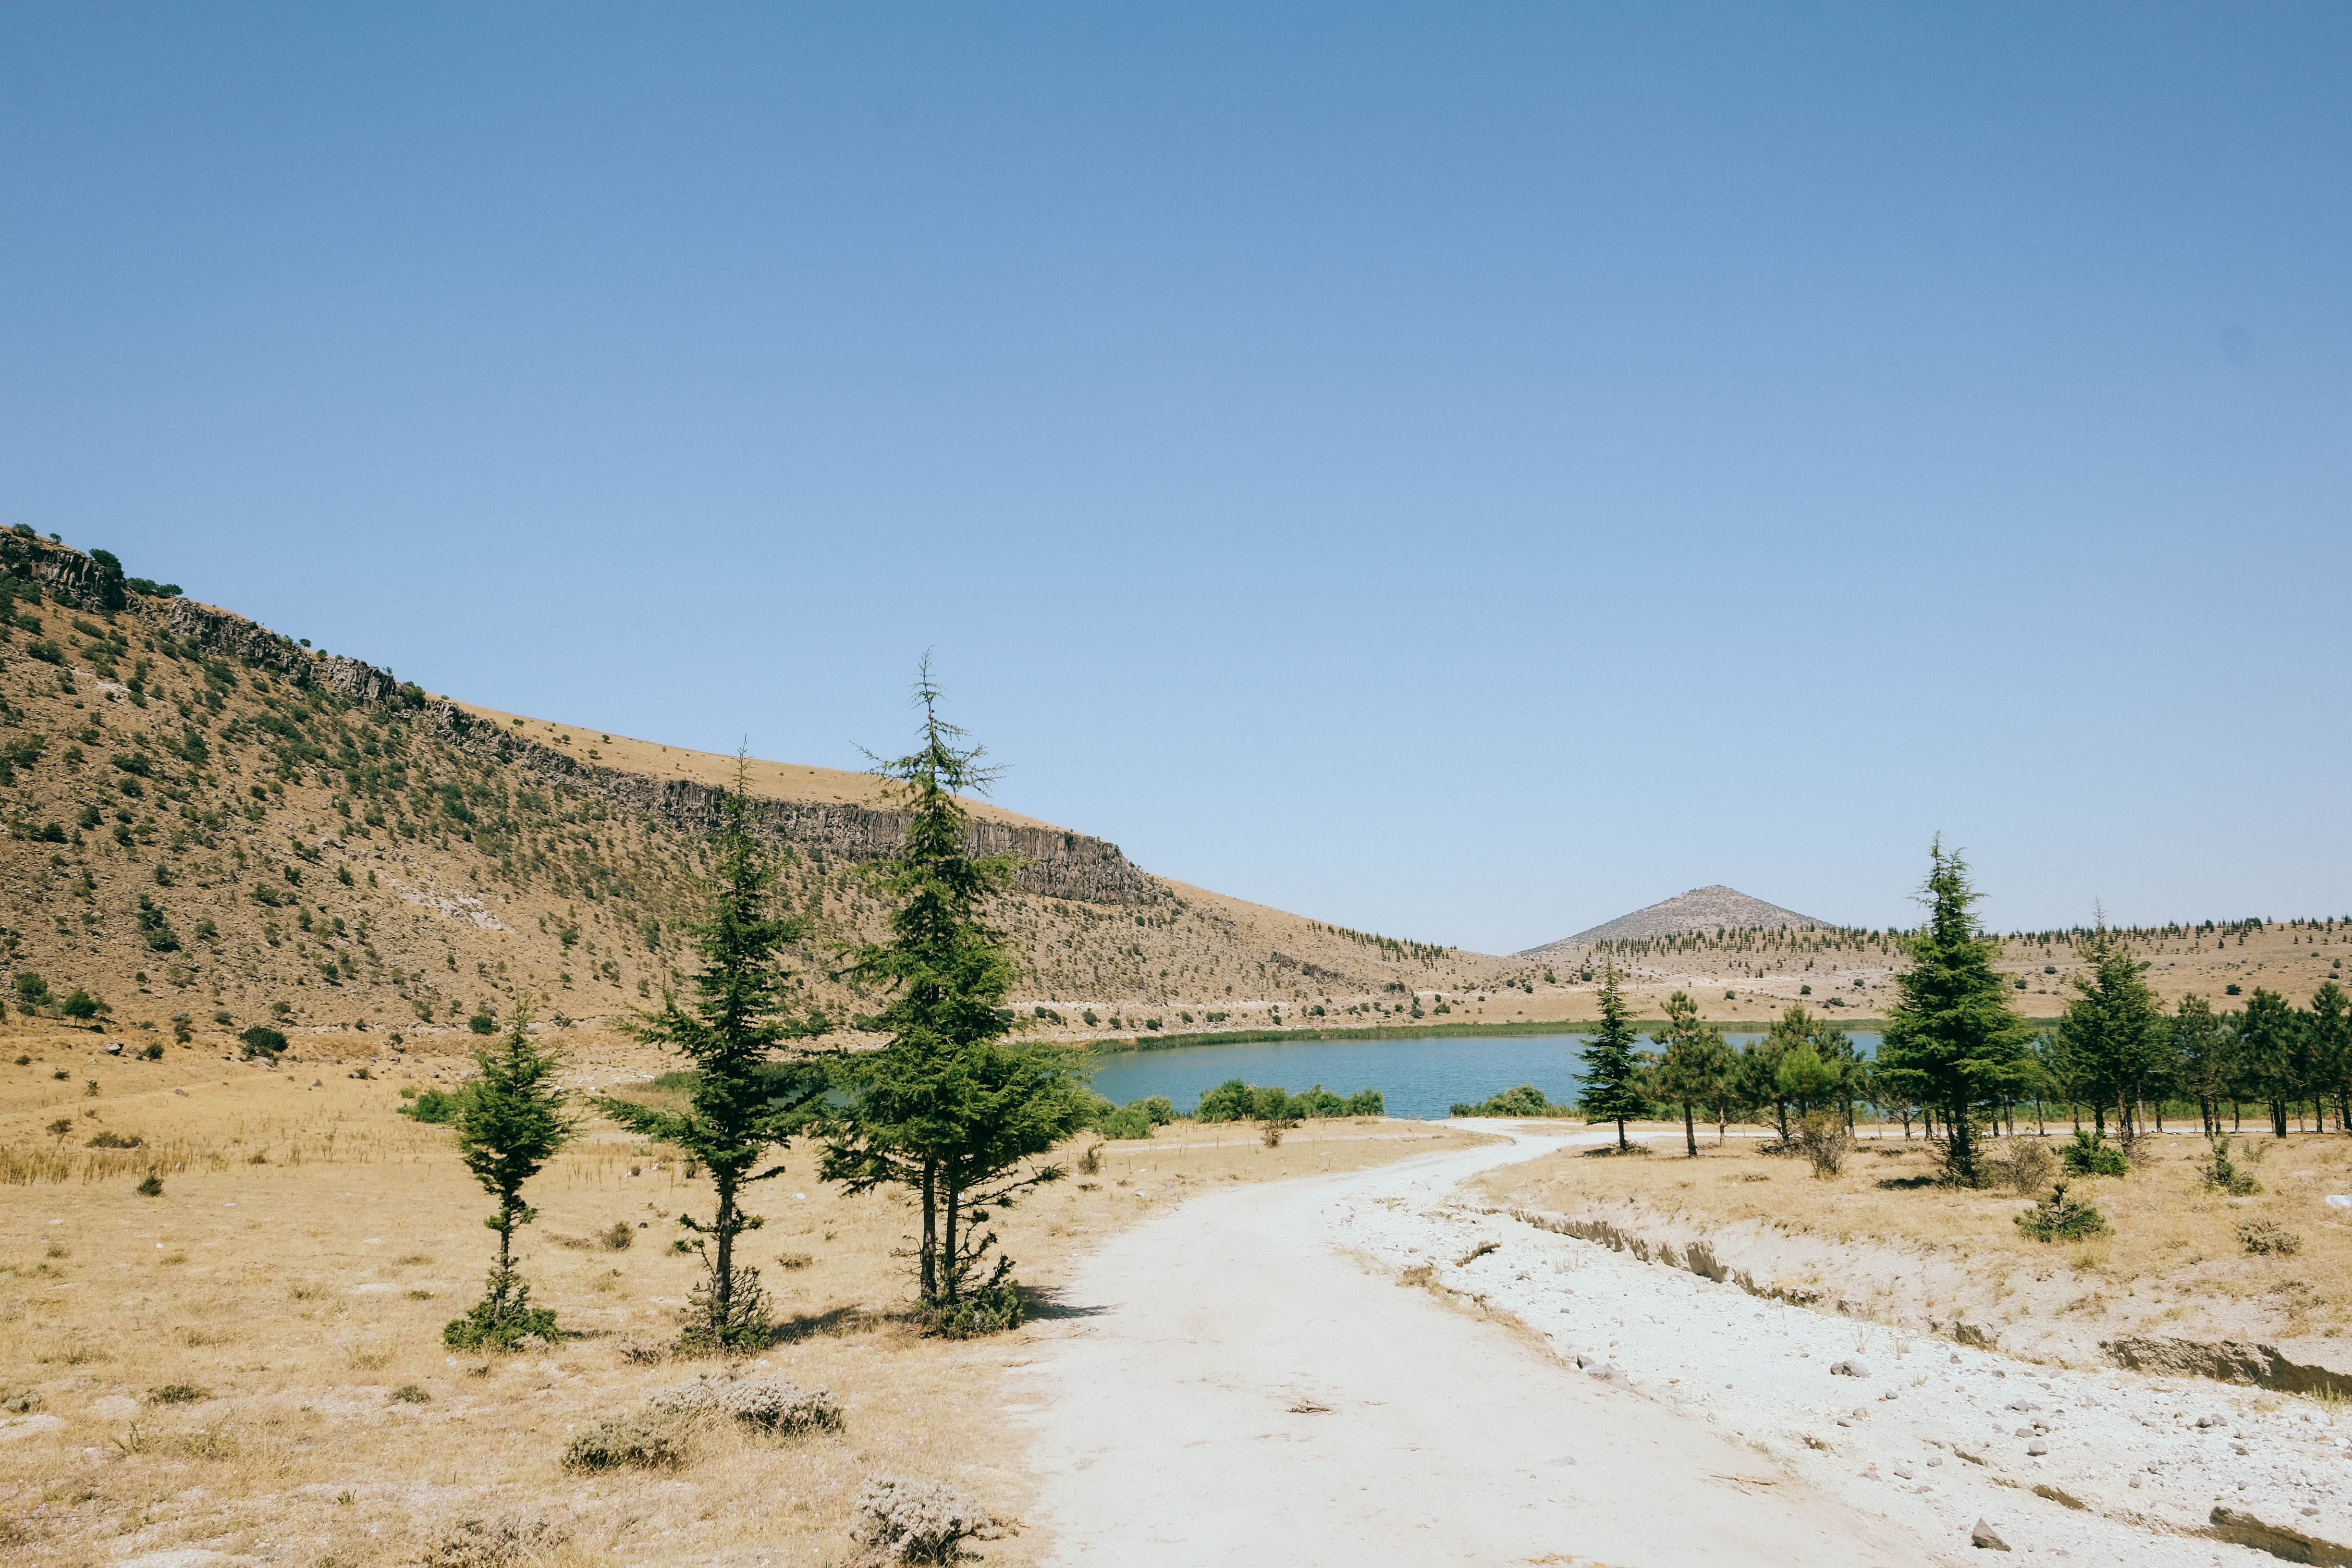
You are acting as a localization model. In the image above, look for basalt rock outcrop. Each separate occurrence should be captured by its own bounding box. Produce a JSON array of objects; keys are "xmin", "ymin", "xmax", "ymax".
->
[{"xmin": 428, "ymin": 702, "xmax": 1160, "ymax": 906}]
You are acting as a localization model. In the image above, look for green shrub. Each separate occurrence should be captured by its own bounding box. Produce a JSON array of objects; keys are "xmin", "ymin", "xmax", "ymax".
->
[
  {"xmin": 1092, "ymin": 1102, "xmax": 1156, "ymax": 1140},
  {"xmin": 135, "ymin": 1174, "xmax": 163, "ymax": 1197},
  {"xmin": 467, "ymin": 1014, "xmax": 496, "ymax": 1035},
  {"xmin": 239, "ymin": 1025, "xmax": 288, "ymax": 1058},
  {"xmin": 2014, "ymin": 1182, "xmax": 2108, "ymax": 1242},
  {"xmin": 60, "ymin": 990, "xmax": 104, "ymax": 1019},
  {"xmin": 916, "ymin": 1281, "xmax": 1026, "ymax": 1340},
  {"xmin": 2059, "ymin": 1129, "xmax": 2128, "ymax": 1177},
  {"xmin": 149, "ymin": 1383, "xmax": 206, "ymax": 1404},
  {"xmin": 138, "ymin": 1041, "xmax": 163, "ymax": 1061},
  {"xmin": 1449, "ymin": 1083, "xmax": 1574, "ymax": 1118},
  {"xmin": 1194, "ymin": 1078, "xmax": 1255, "ymax": 1122},
  {"xmin": 442, "ymin": 1271, "xmax": 558, "ymax": 1350},
  {"xmin": 2239, "ymin": 1221, "xmax": 2300, "ymax": 1256},
  {"xmin": 402, "ymin": 1088, "xmax": 464, "ymax": 1124},
  {"xmin": 1197, "ymin": 1079, "xmax": 1381, "ymax": 1123},
  {"xmin": 601, "ymin": 1222, "xmax": 635, "ymax": 1251},
  {"xmin": 2199, "ymin": 1137, "xmax": 2262, "ymax": 1195}
]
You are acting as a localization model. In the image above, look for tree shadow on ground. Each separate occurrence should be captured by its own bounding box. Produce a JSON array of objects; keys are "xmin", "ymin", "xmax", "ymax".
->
[
  {"xmin": 771, "ymin": 1306, "xmax": 895, "ymax": 1344},
  {"xmin": 1021, "ymin": 1286, "xmax": 1109, "ymax": 1322}
]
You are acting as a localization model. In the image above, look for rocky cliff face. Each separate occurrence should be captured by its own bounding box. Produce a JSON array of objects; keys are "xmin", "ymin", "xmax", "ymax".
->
[
  {"xmin": 428, "ymin": 702, "xmax": 1160, "ymax": 905},
  {"xmin": 1, "ymin": 530, "xmax": 127, "ymax": 613}
]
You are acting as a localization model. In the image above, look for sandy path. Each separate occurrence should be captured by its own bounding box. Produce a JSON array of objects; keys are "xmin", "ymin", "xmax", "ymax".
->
[{"xmin": 1017, "ymin": 1129, "xmax": 1936, "ymax": 1567}]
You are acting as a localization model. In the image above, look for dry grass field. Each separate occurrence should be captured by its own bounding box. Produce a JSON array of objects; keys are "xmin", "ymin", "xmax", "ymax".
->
[
  {"xmin": 0, "ymin": 1017, "xmax": 1487, "ymax": 1567},
  {"xmin": 1471, "ymin": 1122, "xmax": 2352, "ymax": 1378}
]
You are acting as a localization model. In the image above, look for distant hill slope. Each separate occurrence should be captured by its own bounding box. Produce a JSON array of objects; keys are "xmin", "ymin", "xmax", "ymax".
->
[
  {"xmin": 0, "ymin": 533, "xmax": 1498, "ymax": 1049},
  {"xmin": 1521, "ymin": 885, "xmax": 1832, "ymax": 954}
]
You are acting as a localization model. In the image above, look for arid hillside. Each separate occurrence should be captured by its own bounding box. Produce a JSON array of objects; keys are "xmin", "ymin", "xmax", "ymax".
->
[{"xmin": 0, "ymin": 534, "xmax": 1504, "ymax": 1055}]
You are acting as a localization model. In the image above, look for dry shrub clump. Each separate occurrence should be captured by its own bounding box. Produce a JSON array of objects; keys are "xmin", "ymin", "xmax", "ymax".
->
[
  {"xmin": 647, "ymin": 1372, "xmax": 843, "ymax": 1434},
  {"xmin": 423, "ymin": 1511, "xmax": 569, "ymax": 1568},
  {"xmin": 1795, "ymin": 1113, "xmax": 1853, "ymax": 1178},
  {"xmin": 561, "ymin": 1414, "xmax": 683, "ymax": 1472},
  {"xmin": 1985, "ymin": 1137, "xmax": 2057, "ymax": 1195},
  {"xmin": 850, "ymin": 1475, "xmax": 1004, "ymax": 1566}
]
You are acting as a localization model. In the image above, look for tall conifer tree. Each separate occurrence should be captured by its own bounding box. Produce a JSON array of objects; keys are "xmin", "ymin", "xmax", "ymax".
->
[
  {"xmin": 442, "ymin": 999, "xmax": 574, "ymax": 1349},
  {"xmin": 600, "ymin": 762, "xmax": 820, "ymax": 1354},
  {"xmin": 2236, "ymin": 987, "xmax": 2303, "ymax": 1139},
  {"xmin": 1876, "ymin": 841, "xmax": 2031, "ymax": 1187},
  {"xmin": 1576, "ymin": 964, "xmax": 1648, "ymax": 1149},
  {"xmin": 1653, "ymin": 989, "xmax": 1730, "ymax": 1157},
  {"xmin": 820, "ymin": 669, "xmax": 1090, "ymax": 1330},
  {"xmin": 2058, "ymin": 917, "xmax": 2168, "ymax": 1139}
]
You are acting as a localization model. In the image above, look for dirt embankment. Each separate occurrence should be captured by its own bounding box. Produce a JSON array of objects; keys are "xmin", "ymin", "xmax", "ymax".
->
[{"xmin": 1470, "ymin": 1130, "xmax": 2352, "ymax": 1393}]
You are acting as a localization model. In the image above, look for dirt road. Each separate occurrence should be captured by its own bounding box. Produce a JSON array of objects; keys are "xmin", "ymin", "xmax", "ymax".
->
[{"xmin": 1017, "ymin": 1129, "xmax": 1936, "ymax": 1566}]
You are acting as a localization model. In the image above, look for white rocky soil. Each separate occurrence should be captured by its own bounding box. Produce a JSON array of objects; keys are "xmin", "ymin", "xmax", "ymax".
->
[{"xmin": 1022, "ymin": 1125, "xmax": 2352, "ymax": 1566}]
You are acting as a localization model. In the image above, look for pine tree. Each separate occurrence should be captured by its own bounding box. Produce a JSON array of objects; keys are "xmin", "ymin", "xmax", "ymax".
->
[
  {"xmin": 2309, "ymin": 981, "xmax": 2351, "ymax": 1135},
  {"xmin": 599, "ymin": 761, "xmax": 821, "ymax": 1354},
  {"xmin": 1876, "ymin": 841, "xmax": 2032, "ymax": 1187},
  {"xmin": 443, "ymin": 999, "xmax": 575, "ymax": 1350},
  {"xmin": 819, "ymin": 671, "xmax": 1091, "ymax": 1331},
  {"xmin": 2057, "ymin": 918, "xmax": 2169, "ymax": 1140},
  {"xmin": 2172, "ymin": 995, "xmax": 2235, "ymax": 1136},
  {"xmin": 1576, "ymin": 964, "xmax": 1648, "ymax": 1150},
  {"xmin": 2236, "ymin": 987, "xmax": 2303, "ymax": 1139},
  {"xmin": 1652, "ymin": 989, "xmax": 1730, "ymax": 1157}
]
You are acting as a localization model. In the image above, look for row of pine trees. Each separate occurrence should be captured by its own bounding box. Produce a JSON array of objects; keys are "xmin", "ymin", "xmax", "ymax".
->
[
  {"xmin": 435, "ymin": 674, "xmax": 1094, "ymax": 1353},
  {"xmin": 1575, "ymin": 842, "xmax": 2352, "ymax": 1182}
]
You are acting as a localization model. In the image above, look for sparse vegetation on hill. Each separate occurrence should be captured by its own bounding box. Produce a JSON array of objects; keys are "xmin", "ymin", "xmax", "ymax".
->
[{"xmin": 0, "ymin": 534, "xmax": 1491, "ymax": 1053}]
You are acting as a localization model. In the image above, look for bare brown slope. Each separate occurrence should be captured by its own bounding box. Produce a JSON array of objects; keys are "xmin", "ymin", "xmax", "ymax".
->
[{"xmin": 0, "ymin": 535, "xmax": 1500, "ymax": 1052}]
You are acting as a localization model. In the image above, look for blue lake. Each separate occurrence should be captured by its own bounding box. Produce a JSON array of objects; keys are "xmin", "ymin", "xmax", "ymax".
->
[{"xmin": 1084, "ymin": 1031, "xmax": 1882, "ymax": 1123}]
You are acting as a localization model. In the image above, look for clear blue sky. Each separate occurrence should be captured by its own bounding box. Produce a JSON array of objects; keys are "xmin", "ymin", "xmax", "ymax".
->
[{"xmin": 4, "ymin": 3, "xmax": 2347, "ymax": 952}]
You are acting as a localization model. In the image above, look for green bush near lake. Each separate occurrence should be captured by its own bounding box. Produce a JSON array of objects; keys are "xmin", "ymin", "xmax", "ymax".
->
[
  {"xmin": 1449, "ymin": 1083, "xmax": 1577, "ymax": 1119},
  {"xmin": 1087, "ymin": 1094, "xmax": 1175, "ymax": 1139},
  {"xmin": 1193, "ymin": 1078, "xmax": 1382, "ymax": 1123}
]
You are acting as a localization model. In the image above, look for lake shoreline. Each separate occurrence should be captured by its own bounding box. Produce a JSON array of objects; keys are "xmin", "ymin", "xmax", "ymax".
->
[{"xmin": 1083, "ymin": 1015, "xmax": 1896, "ymax": 1054}]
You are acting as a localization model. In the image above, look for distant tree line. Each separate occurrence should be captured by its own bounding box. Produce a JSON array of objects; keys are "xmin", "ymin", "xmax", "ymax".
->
[{"xmin": 1552, "ymin": 845, "xmax": 2352, "ymax": 1184}]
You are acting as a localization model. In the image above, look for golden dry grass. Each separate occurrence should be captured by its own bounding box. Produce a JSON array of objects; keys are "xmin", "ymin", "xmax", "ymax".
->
[
  {"xmin": 0, "ymin": 1018, "xmax": 1485, "ymax": 1565},
  {"xmin": 1472, "ymin": 1124, "xmax": 2352, "ymax": 1366}
]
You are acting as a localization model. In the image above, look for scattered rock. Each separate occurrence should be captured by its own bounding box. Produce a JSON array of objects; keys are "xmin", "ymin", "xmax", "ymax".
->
[
  {"xmin": 1971, "ymin": 1518, "xmax": 2011, "ymax": 1551},
  {"xmin": 2231, "ymin": 1441, "xmax": 2249, "ymax": 1455},
  {"xmin": 2196, "ymin": 1414, "xmax": 2226, "ymax": 1429},
  {"xmin": 1584, "ymin": 1363, "xmax": 1616, "ymax": 1381},
  {"xmin": 1829, "ymin": 1359, "xmax": 1870, "ymax": 1378},
  {"xmin": 2025, "ymin": 1439, "xmax": 2048, "ymax": 1456},
  {"xmin": 0, "ymin": 1413, "xmax": 64, "ymax": 1444},
  {"xmin": 2004, "ymin": 1400, "xmax": 2040, "ymax": 1412}
]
